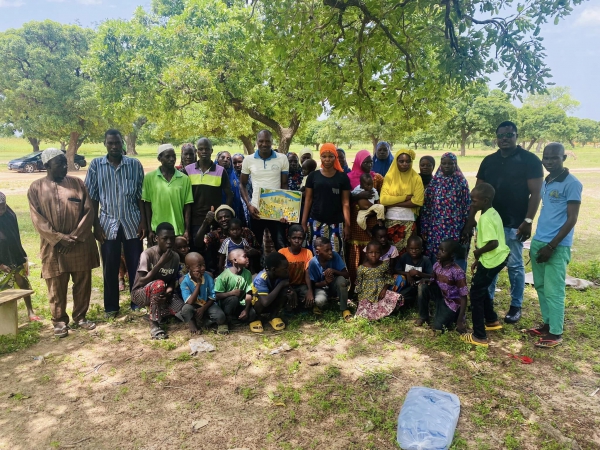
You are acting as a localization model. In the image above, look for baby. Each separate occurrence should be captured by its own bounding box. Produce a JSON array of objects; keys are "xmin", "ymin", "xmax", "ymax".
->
[
  {"xmin": 300, "ymin": 159, "xmax": 317, "ymax": 192},
  {"xmin": 351, "ymin": 173, "xmax": 385, "ymax": 231}
]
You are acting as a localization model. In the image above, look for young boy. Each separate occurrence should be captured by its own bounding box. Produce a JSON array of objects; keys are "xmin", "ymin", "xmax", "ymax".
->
[
  {"xmin": 424, "ymin": 240, "xmax": 468, "ymax": 332},
  {"xmin": 214, "ymin": 249, "xmax": 253, "ymax": 326},
  {"xmin": 528, "ymin": 143, "xmax": 582, "ymax": 348},
  {"xmin": 461, "ymin": 183, "xmax": 510, "ymax": 347},
  {"xmin": 279, "ymin": 224, "xmax": 313, "ymax": 308},
  {"xmin": 307, "ymin": 237, "xmax": 351, "ymax": 321},
  {"xmin": 393, "ymin": 235, "xmax": 433, "ymax": 316},
  {"xmin": 218, "ymin": 218, "xmax": 250, "ymax": 271},
  {"xmin": 242, "ymin": 252, "xmax": 296, "ymax": 333},
  {"xmin": 175, "ymin": 235, "xmax": 190, "ymax": 283},
  {"xmin": 351, "ymin": 173, "xmax": 385, "ymax": 230},
  {"xmin": 180, "ymin": 252, "xmax": 229, "ymax": 334}
]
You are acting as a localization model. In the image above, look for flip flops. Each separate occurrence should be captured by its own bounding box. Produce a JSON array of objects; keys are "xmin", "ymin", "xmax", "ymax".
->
[
  {"xmin": 460, "ymin": 333, "xmax": 489, "ymax": 347},
  {"xmin": 312, "ymin": 306, "xmax": 323, "ymax": 316},
  {"xmin": 535, "ymin": 338, "xmax": 563, "ymax": 348},
  {"xmin": 521, "ymin": 326, "xmax": 546, "ymax": 337},
  {"xmin": 342, "ymin": 310, "xmax": 352, "ymax": 322},
  {"xmin": 508, "ymin": 354, "xmax": 534, "ymax": 364},
  {"xmin": 485, "ymin": 322, "xmax": 503, "ymax": 331},
  {"xmin": 268, "ymin": 318, "xmax": 285, "ymax": 331},
  {"xmin": 249, "ymin": 320, "xmax": 264, "ymax": 333}
]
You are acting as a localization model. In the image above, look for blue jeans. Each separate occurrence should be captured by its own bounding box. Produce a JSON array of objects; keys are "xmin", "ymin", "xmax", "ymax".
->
[{"xmin": 488, "ymin": 227, "xmax": 525, "ymax": 308}]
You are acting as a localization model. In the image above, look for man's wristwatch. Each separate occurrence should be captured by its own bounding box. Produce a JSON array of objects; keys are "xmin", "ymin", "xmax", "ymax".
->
[{"xmin": 524, "ymin": 218, "xmax": 533, "ymax": 224}]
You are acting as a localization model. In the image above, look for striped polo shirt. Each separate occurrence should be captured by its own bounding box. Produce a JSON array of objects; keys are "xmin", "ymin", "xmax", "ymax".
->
[
  {"xmin": 85, "ymin": 155, "xmax": 145, "ymax": 240},
  {"xmin": 185, "ymin": 162, "xmax": 231, "ymax": 226}
]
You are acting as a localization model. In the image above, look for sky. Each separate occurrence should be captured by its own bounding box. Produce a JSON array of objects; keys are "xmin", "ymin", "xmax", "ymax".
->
[{"xmin": 0, "ymin": 0, "xmax": 599, "ymax": 120}]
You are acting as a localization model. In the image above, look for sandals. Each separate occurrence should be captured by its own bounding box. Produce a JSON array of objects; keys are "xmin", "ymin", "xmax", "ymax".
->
[
  {"xmin": 535, "ymin": 338, "xmax": 563, "ymax": 348},
  {"xmin": 312, "ymin": 306, "xmax": 323, "ymax": 316},
  {"xmin": 521, "ymin": 326, "xmax": 547, "ymax": 337},
  {"xmin": 268, "ymin": 318, "xmax": 285, "ymax": 331},
  {"xmin": 217, "ymin": 324, "xmax": 229, "ymax": 335},
  {"xmin": 249, "ymin": 321, "xmax": 264, "ymax": 333},
  {"xmin": 150, "ymin": 326, "xmax": 167, "ymax": 340},
  {"xmin": 460, "ymin": 333, "xmax": 489, "ymax": 347},
  {"xmin": 54, "ymin": 323, "xmax": 68, "ymax": 339},
  {"xmin": 342, "ymin": 310, "xmax": 352, "ymax": 322},
  {"xmin": 485, "ymin": 321, "xmax": 503, "ymax": 331},
  {"xmin": 74, "ymin": 320, "xmax": 96, "ymax": 331}
]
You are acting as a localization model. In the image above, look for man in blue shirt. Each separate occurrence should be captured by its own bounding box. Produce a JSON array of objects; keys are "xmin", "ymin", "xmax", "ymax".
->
[
  {"xmin": 527, "ymin": 143, "xmax": 582, "ymax": 348},
  {"xmin": 85, "ymin": 129, "xmax": 146, "ymax": 317}
]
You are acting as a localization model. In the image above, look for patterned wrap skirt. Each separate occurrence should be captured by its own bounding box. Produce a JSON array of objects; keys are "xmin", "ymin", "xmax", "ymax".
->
[
  {"xmin": 385, "ymin": 220, "xmax": 416, "ymax": 255},
  {"xmin": 307, "ymin": 219, "xmax": 345, "ymax": 260}
]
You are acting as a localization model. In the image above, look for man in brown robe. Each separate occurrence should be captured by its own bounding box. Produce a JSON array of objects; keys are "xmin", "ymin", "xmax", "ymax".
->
[{"xmin": 27, "ymin": 149, "xmax": 100, "ymax": 338}]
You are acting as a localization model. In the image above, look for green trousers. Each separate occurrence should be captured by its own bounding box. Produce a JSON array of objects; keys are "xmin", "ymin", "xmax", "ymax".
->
[{"xmin": 530, "ymin": 239, "xmax": 571, "ymax": 335}]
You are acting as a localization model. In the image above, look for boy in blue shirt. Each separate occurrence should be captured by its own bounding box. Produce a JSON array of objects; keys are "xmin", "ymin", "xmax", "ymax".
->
[
  {"xmin": 306, "ymin": 237, "xmax": 351, "ymax": 321},
  {"xmin": 179, "ymin": 252, "xmax": 228, "ymax": 334},
  {"xmin": 527, "ymin": 143, "xmax": 582, "ymax": 348}
]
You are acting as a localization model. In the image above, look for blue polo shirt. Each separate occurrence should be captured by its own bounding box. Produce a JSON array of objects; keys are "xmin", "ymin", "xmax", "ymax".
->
[
  {"xmin": 534, "ymin": 170, "xmax": 582, "ymax": 247},
  {"xmin": 180, "ymin": 272, "xmax": 216, "ymax": 305},
  {"xmin": 308, "ymin": 252, "xmax": 347, "ymax": 283}
]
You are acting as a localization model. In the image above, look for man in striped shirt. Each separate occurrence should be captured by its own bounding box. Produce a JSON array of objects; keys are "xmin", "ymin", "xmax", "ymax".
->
[{"xmin": 85, "ymin": 129, "xmax": 146, "ymax": 317}]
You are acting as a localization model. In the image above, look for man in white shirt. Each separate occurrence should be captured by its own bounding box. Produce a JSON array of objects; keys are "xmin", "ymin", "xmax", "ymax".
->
[{"xmin": 240, "ymin": 130, "xmax": 289, "ymax": 249}]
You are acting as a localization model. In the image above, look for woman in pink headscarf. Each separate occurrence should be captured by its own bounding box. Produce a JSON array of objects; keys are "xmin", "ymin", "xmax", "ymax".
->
[{"xmin": 346, "ymin": 150, "xmax": 385, "ymax": 289}]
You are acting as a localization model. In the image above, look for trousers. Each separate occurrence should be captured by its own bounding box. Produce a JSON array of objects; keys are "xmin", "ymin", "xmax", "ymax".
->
[
  {"xmin": 471, "ymin": 259, "xmax": 507, "ymax": 339},
  {"xmin": 314, "ymin": 276, "xmax": 349, "ymax": 311},
  {"xmin": 45, "ymin": 271, "xmax": 92, "ymax": 325}
]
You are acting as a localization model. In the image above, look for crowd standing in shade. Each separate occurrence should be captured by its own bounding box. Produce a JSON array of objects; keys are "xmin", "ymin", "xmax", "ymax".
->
[{"xmin": 5, "ymin": 123, "xmax": 581, "ymax": 350}]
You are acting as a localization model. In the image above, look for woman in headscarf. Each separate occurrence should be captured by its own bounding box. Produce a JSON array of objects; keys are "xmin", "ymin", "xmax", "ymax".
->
[
  {"xmin": 373, "ymin": 141, "xmax": 394, "ymax": 177},
  {"xmin": 300, "ymin": 149, "xmax": 313, "ymax": 165},
  {"xmin": 301, "ymin": 143, "xmax": 351, "ymax": 258},
  {"xmin": 215, "ymin": 151, "xmax": 248, "ymax": 227},
  {"xmin": 336, "ymin": 148, "xmax": 351, "ymax": 174},
  {"xmin": 419, "ymin": 155, "xmax": 436, "ymax": 189},
  {"xmin": 346, "ymin": 150, "xmax": 385, "ymax": 286},
  {"xmin": 380, "ymin": 149, "xmax": 425, "ymax": 254},
  {"xmin": 287, "ymin": 152, "xmax": 304, "ymax": 191},
  {"xmin": 420, "ymin": 152, "xmax": 470, "ymax": 267}
]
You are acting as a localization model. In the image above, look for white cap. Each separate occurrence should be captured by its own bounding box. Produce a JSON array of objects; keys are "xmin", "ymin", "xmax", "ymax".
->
[
  {"xmin": 158, "ymin": 143, "xmax": 174, "ymax": 156},
  {"xmin": 41, "ymin": 148, "xmax": 64, "ymax": 164}
]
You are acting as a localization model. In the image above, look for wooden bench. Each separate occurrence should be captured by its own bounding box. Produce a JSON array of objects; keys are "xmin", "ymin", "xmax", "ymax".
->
[{"xmin": 0, "ymin": 289, "xmax": 35, "ymax": 336}]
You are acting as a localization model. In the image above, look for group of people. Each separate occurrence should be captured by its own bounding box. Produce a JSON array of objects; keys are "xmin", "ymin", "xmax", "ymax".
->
[{"xmin": 0, "ymin": 121, "xmax": 581, "ymax": 349}]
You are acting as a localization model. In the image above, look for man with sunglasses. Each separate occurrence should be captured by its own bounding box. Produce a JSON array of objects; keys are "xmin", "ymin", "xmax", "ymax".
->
[{"xmin": 462, "ymin": 121, "xmax": 543, "ymax": 324}]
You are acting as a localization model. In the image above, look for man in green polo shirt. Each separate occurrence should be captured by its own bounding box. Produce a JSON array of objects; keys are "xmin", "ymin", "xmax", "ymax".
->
[{"xmin": 143, "ymin": 144, "xmax": 193, "ymax": 246}]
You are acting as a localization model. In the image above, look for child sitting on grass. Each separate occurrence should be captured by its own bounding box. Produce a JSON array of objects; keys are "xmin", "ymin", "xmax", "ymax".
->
[
  {"xmin": 351, "ymin": 173, "xmax": 386, "ymax": 231},
  {"xmin": 423, "ymin": 240, "xmax": 468, "ymax": 333},
  {"xmin": 306, "ymin": 237, "xmax": 351, "ymax": 321},
  {"xmin": 214, "ymin": 249, "xmax": 253, "ymax": 326},
  {"xmin": 180, "ymin": 252, "xmax": 229, "ymax": 335},
  {"xmin": 394, "ymin": 235, "xmax": 433, "ymax": 308},
  {"xmin": 355, "ymin": 241, "xmax": 402, "ymax": 320},
  {"xmin": 279, "ymin": 224, "xmax": 313, "ymax": 309},
  {"xmin": 461, "ymin": 183, "xmax": 509, "ymax": 347},
  {"xmin": 242, "ymin": 252, "xmax": 296, "ymax": 333},
  {"xmin": 218, "ymin": 218, "xmax": 250, "ymax": 272}
]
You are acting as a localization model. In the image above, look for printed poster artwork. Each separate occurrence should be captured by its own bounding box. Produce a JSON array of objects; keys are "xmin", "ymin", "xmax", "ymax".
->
[{"xmin": 258, "ymin": 188, "xmax": 302, "ymax": 223}]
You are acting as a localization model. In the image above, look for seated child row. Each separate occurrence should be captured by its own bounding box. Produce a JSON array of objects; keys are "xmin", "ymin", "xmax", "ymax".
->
[{"xmin": 132, "ymin": 183, "xmax": 507, "ymax": 348}]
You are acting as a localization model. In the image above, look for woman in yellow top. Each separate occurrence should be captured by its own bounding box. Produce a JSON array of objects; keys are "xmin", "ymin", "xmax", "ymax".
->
[{"xmin": 380, "ymin": 149, "xmax": 425, "ymax": 254}]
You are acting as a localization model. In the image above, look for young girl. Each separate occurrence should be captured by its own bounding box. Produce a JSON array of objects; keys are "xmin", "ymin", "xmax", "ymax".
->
[
  {"xmin": 218, "ymin": 218, "xmax": 249, "ymax": 271},
  {"xmin": 355, "ymin": 241, "xmax": 403, "ymax": 320},
  {"xmin": 364, "ymin": 225, "xmax": 399, "ymax": 263}
]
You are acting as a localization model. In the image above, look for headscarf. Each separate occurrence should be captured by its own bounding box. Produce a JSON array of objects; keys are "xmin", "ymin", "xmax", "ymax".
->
[
  {"xmin": 0, "ymin": 195, "xmax": 27, "ymax": 267},
  {"xmin": 319, "ymin": 143, "xmax": 344, "ymax": 173},
  {"xmin": 214, "ymin": 152, "xmax": 245, "ymax": 223},
  {"xmin": 300, "ymin": 149, "xmax": 313, "ymax": 161},
  {"xmin": 380, "ymin": 149, "xmax": 424, "ymax": 216},
  {"xmin": 41, "ymin": 148, "xmax": 63, "ymax": 164},
  {"xmin": 419, "ymin": 155, "xmax": 436, "ymax": 188},
  {"xmin": 348, "ymin": 149, "xmax": 375, "ymax": 189},
  {"xmin": 287, "ymin": 152, "xmax": 303, "ymax": 190},
  {"xmin": 373, "ymin": 141, "xmax": 394, "ymax": 177},
  {"xmin": 420, "ymin": 152, "xmax": 470, "ymax": 258},
  {"xmin": 336, "ymin": 148, "xmax": 351, "ymax": 174}
]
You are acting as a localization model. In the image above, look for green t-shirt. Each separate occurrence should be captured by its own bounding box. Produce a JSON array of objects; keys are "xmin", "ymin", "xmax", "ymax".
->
[
  {"xmin": 214, "ymin": 267, "xmax": 253, "ymax": 305},
  {"xmin": 141, "ymin": 168, "xmax": 193, "ymax": 235},
  {"xmin": 477, "ymin": 207, "xmax": 510, "ymax": 269}
]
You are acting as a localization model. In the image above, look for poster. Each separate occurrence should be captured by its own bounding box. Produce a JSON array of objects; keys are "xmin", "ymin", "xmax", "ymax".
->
[{"xmin": 258, "ymin": 188, "xmax": 302, "ymax": 223}]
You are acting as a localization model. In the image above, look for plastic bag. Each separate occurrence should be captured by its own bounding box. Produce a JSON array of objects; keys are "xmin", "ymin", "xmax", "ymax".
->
[
  {"xmin": 397, "ymin": 386, "xmax": 460, "ymax": 450},
  {"xmin": 189, "ymin": 338, "xmax": 215, "ymax": 355}
]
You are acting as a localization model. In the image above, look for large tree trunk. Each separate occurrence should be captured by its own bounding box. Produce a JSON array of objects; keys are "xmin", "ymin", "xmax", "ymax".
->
[
  {"xmin": 526, "ymin": 138, "xmax": 537, "ymax": 151},
  {"xmin": 239, "ymin": 135, "xmax": 254, "ymax": 155},
  {"xmin": 27, "ymin": 137, "xmax": 41, "ymax": 152},
  {"xmin": 66, "ymin": 131, "xmax": 80, "ymax": 171},
  {"xmin": 278, "ymin": 124, "xmax": 300, "ymax": 154},
  {"xmin": 535, "ymin": 140, "xmax": 544, "ymax": 153},
  {"xmin": 124, "ymin": 133, "xmax": 138, "ymax": 155},
  {"xmin": 460, "ymin": 129, "xmax": 470, "ymax": 157},
  {"xmin": 370, "ymin": 134, "xmax": 379, "ymax": 153}
]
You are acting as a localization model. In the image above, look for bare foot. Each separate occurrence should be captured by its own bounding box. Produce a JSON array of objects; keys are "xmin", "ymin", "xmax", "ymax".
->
[{"xmin": 189, "ymin": 321, "xmax": 201, "ymax": 335}]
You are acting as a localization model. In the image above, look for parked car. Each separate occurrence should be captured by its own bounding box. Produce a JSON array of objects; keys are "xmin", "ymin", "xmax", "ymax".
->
[{"xmin": 8, "ymin": 151, "xmax": 87, "ymax": 173}]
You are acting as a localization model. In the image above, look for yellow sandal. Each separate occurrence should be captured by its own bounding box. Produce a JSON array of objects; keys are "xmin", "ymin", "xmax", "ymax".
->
[
  {"xmin": 268, "ymin": 318, "xmax": 285, "ymax": 331},
  {"xmin": 342, "ymin": 310, "xmax": 352, "ymax": 322},
  {"xmin": 249, "ymin": 320, "xmax": 264, "ymax": 333},
  {"xmin": 460, "ymin": 332, "xmax": 489, "ymax": 347}
]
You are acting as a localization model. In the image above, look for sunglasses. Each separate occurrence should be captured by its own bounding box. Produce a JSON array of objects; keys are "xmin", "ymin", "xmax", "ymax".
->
[{"xmin": 496, "ymin": 132, "xmax": 516, "ymax": 139}]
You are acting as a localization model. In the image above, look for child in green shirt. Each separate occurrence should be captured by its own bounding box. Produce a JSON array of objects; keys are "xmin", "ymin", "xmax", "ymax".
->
[{"xmin": 214, "ymin": 249, "xmax": 253, "ymax": 325}]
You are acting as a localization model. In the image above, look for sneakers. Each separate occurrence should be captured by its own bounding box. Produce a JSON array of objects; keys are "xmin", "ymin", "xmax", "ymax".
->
[{"xmin": 504, "ymin": 306, "xmax": 522, "ymax": 324}]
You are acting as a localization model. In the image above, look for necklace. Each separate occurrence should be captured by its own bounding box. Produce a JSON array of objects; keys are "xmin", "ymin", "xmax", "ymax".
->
[{"xmin": 545, "ymin": 168, "xmax": 566, "ymax": 186}]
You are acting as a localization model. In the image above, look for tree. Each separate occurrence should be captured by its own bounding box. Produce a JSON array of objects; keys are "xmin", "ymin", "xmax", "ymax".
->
[
  {"xmin": 518, "ymin": 105, "xmax": 569, "ymax": 151},
  {"xmin": 573, "ymin": 118, "xmax": 600, "ymax": 147},
  {"xmin": 523, "ymin": 86, "xmax": 580, "ymax": 113},
  {"xmin": 0, "ymin": 21, "xmax": 105, "ymax": 169}
]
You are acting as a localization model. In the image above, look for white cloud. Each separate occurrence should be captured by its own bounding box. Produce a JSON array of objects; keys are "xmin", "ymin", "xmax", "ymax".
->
[
  {"xmin": 0, "ymin": 0, "xmax": 24, "ymax": 7},
  {"xmin": 575, "ymin": 6, "xmax": 600, "ymax": 27}
]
